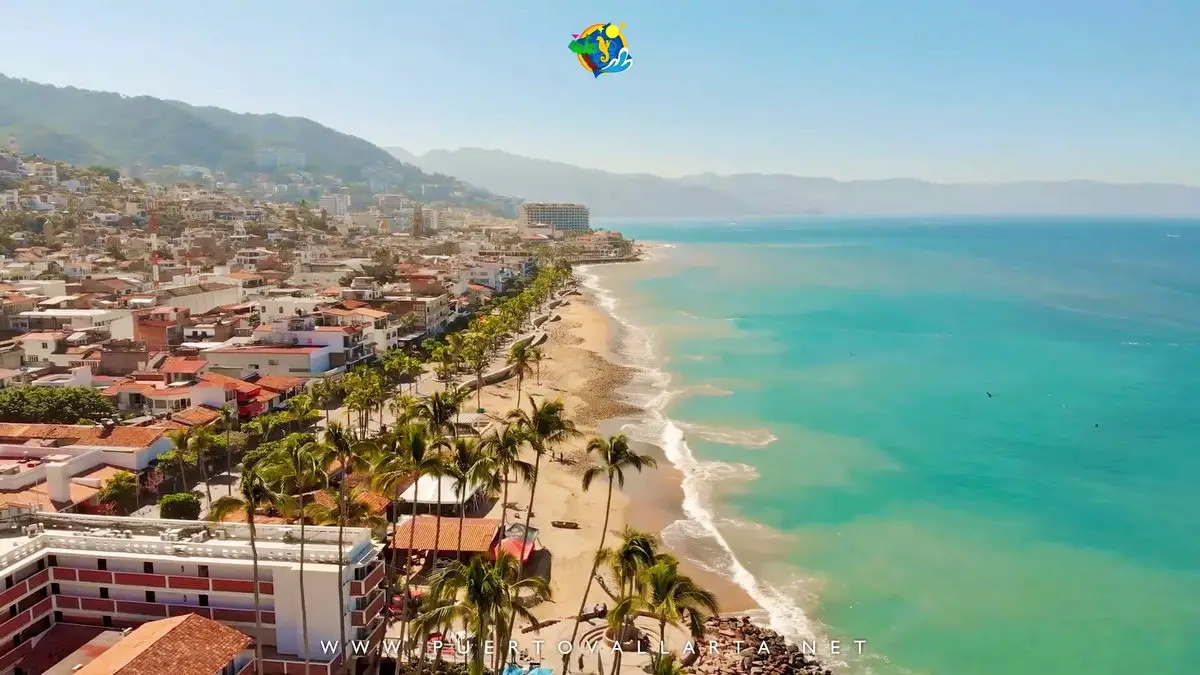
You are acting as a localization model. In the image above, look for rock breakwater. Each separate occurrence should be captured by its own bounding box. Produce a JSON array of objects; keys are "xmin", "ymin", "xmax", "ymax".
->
[{"xmin": 690, "ymin": 616, "xmax": 831, "ymax": 675}]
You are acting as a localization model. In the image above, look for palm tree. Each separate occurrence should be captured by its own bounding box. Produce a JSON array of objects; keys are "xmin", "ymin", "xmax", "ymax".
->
[
  {"xmin": 506, "ymin": 397, "xmax": 579, "ymax": 533},
  {"xmin": 444, "ymin": 437, "xmax": 485, "ymax": 562},
  {"xmin": 417, "ymin": 554, "xmax": 551, "ymax": 675},
  {"xmin": 530, "ymin": 346, "xmax": 544, "ymax": 385},
  {"xmin": 373, "ymin": 423, "xmax": 441, "ymax": 665},
  {"xmin": 596, "ymin": 527, "xmax": 662, "ymax": 674},
  {"xmin": 164, "ymin": 428, "xmax": 194, "ymax": 491},
  {"xmin": 259, "ymin": 434, "xmax": 324, "ymax": 675},
  {"xmin": 285, "ymin": 393, "xmax": 319, "ymax": 433},
  {"xmin": 97, "ymin": 470, "xmax": 138, "ymax": 515},
  {"xmin": 477, "ymin": 424, "xmax": 533, "ymax": 528},
  {"xmin": 562, "ymin": 434, "xmax": 657, "ymax": 674},
  {"xmin": 506, "ymin": 342, "xmax": 534, "ymax": 410},
  {"xmin": 208, "ymin": 456, "xmax": 281, "ymax": 675},
  {"xmin": 461, "ymin": 335, "xmax": 491, "ymax": 413},
  {"xmin": 324, "ymin": 422, "xmax": 369, "ymax": 673},
  {"xmin": 218, "ymin": 404, "xmax": 238, "ymax": 495},
  {"xmin": 650, "ymin": 653, "xmax": 688, "ymax": 675},
  {"xmin": 306, "ymin": 488, "xmax": 387, "ymax": 530},
  {"xmin": 413, "ymin": 390, "xmax": 459, "ymax": 439},
  {"xmin": 190, "ymin": 426, "xmax": 216, "ymax": 505},
  {"xmin": 642, "ymin": 555, "xmax": 719, "ymax": 665},
  {"xmin": 309, "ymin": 376, "xmax": 338, "ymax": 426}
]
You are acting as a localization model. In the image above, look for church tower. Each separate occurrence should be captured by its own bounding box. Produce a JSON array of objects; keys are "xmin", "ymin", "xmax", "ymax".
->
[{"xmin": 410, "ymin": 204, "xmax": 424, "ymax": 238}]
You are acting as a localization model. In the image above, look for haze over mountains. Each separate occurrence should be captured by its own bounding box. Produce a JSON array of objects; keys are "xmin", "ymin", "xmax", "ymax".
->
[{"xmin": 390, "ymin": 147, "xmax": 1200, "ymax": 218}]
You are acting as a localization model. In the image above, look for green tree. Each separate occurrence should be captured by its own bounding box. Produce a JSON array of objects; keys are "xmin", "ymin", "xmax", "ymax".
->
[
  {"xmin": 506, "ymin": 342, "xmax": 534, "ymax": 411},
  {"xmin": 97, "ymin": 471, "xmax": 139, "ymax": 515},
  {"xmin": 0, "ymin": 386, "xmax": 115, "ymax": 423},
  {"xmin": 158, "ymin": 492, "xmax": 201, "ymax": 520}
]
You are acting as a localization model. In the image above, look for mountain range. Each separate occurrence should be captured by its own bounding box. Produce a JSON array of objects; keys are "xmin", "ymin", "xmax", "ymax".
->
[
  {"xmin": 0, "ymin": 75, "xmax": 468, "ymax": 198},
  {"xmin": 389, "ymin": 147, "xmax": 1200, "ymax": 218}
]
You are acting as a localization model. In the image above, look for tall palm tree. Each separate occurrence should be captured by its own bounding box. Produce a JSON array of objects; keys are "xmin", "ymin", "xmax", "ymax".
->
[
  {"xmin": 165, "ymin": 428, "xmax": 194, "ymax": 491},
  {"xmin": 190, "ymin": 426, "xmax": 216, "ymax": 505},
  {"xmin": 596, "ymin": 527, "xmax": 663, "ymax": 674},
  {"xmin": 506, "ymin": 397, "xmax": 579, "ymax": 535},
  {"xmin": 477, "ymin": 424, "xmax": 534, "ymax": 528},
  {"xmin": 259, "ymin": 433, "xmax": 324, "ymax": 675},
  {"xmin": 417, "ymin": 554, "xmax": 551, "ymax": 675},
  {"xmin": 530, "ymin": 346, "xmax": 544, "ymax": 385},
  {"xmin": 285, "ymin": 393, "xmax": 319, "ymax": 433},
  {"xmin": 461, "ymin": 335, "xmax": 491, "ymax": 413},
  {"xmin": 506, "ymin": 342, "xmax": 534, "ymax": 410},
  {"xmin": 306, "ymin": 488, "xmax": 387, "ymax": 530},
  {"xmin": 309, "ymin": 376, "xmax": 338, "ymax": 426},
  {"xmin": 371, "ymin": 423, "xmax": 439, "ymax": 663},
  {"xmin": 208, "ymin": 456, "xmax": 281, "ymax": 675},
  {"xmin": 324, "ymin": 422, "xmax": 369, "ymax": 674},
  {"xmin": 562, "ymin": 434, "xmax": 657, "ymax": 674},
  {"xmin": 218, "ymin": 404, "xmax": 238, "ymax": 495},
  {"xmin": 444, "ymin": 437, "xmax": 485, "ymax": 562}
]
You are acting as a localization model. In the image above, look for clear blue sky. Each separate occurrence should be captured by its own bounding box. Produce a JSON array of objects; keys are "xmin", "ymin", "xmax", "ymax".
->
[{"xmin": 2, "ymin": 1, "xmax": 1197, "ymax": 184}]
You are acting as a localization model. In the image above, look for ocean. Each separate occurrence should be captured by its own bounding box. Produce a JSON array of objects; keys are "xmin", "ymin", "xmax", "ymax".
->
[{"xmin": 578, "ymin": 216, "xmax": 1200, "ymax": 675}]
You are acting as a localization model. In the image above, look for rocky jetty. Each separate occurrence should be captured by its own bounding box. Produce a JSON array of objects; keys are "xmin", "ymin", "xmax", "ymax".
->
[{"xmin": 689, "ymin": 616, "xmax": 831, "ymax": 675}]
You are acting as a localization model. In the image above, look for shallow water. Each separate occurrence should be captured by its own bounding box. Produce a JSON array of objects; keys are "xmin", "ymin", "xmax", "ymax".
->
[{"xmin": 582, "ymin": 216, "xmax": 1200, "ymax": 675}]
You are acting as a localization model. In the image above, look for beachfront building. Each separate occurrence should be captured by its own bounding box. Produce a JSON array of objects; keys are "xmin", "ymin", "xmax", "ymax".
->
[
  {"xmin": 0, "ymin": 512, "xmax": 387, "ymax": 675},
  {"xmin": 519, "ymin": 202, "xmax": 591, "ymax": 234}
]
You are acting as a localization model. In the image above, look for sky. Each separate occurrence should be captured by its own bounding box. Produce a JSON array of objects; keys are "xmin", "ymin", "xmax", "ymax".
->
[{"xmin": 1, "ymin": 1, "xmax": 1198, "ymax": 184}]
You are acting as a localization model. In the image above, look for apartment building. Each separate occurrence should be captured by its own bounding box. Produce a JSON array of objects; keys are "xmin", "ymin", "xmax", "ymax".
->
[
  {"xmin": 12, "ymin": 309, "xmax": 134, "ymax": 339},
  {"xmin": 318, "ymin": 194, "xmax": 350, "ymax": 218},
  {"xmin": 0, "ymin": 512, "xmax": 386, "ymax": 675},
  {"xmin": 518, "ymin": 202, "xmax": 591, "ymax": 233}
]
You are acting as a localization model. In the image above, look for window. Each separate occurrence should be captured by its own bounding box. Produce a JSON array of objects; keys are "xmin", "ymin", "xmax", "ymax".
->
[
  {"xmin": 53, "ymin": 611, "xmax": 63, "ymax": 623},
  {"xmin": 99, "ymin": 588, "xmax": 109, "ymax": 599},
  {"xmin": 249, "ymin": 363, "xmax": 259, "ymax": 370},
  {"xmin": 48, "ymin": 555, "xmax": 56, "ymax": 567},
  {"xmin": 8, "ymin": 606, "xmax": 15, "ymax": 618},
  {"xmin": 35, "ymin": 559, "xmax": 43, "ymax": 571},
  {"xmin": 268, "ymin": 359, "xmax": 279, "ymax": 366},
  {"xmin": 199, "ymin": 594, "xmax": 209, "ymax": 607},
  {"xmin": 145, "ymin": 591, "xmax": 155, "ymax": 602},
  {"xmin": 102, "ymin": 616, "xmax": 112, "ymax": 628},
  {"xmin": 51, "ymin": 584, "xmax": 59, "ymax": 594},
  {"xmin": 97, "ymin": 559, "xmax": 107, "ymax": 571},
  {"xmin": 143, "ymin": 562, "xmax": 154, "ymax": 574},
  {"xmin": 198, "ymin": 565, "xmax": 209, "ymax": 578}
]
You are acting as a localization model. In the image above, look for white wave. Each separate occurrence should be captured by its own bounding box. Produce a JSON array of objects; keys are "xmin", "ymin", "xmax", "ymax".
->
[
  {"xmin": 579, "ymin": 265, "xmax": 819, "ymax": 646},
  {"xmin": 678, "ymin": 422, "xmax": 778, "ymax": 448}
]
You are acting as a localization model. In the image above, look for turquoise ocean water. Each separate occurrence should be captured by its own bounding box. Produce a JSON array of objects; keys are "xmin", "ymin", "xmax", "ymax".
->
[{"xmin": 579, "ymin": 217, "xmax": 1200, "ymax": 675}]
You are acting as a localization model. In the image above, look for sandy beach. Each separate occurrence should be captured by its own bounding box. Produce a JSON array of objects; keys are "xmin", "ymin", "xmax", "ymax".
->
[{"xmin": 465, "ymin": 282, "xmax": 758, "ymax": 672}]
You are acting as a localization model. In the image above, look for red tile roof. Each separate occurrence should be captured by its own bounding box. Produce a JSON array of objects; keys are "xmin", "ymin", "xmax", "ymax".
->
[
  {"xmin": 170, "ymin": 405, "xmax": 222, "ymax": 427},
  {"xmin": 254, "ymin": 375, "xmax": 306, "ymax": 393},
  {"xmin": 74, "ymin": 614, "xmax": 251, "ymax": 675},
  {"xmin": 198, "ymin": 372, "xmax": 261, "ymax": 394},
  {"xmin": 391, "ymin": 516, "xmax": 500, "ymax": 553},
  {"xmin": 0, "ymin": 424, "xmax": 166, "ymax": 449},
  {"xmin": 160, "ymin": 357, "xmax": 207, "ymax": 375},
  {"xmin": 312, "ymin": 487, "xmax": 391, "ymax": 515}
]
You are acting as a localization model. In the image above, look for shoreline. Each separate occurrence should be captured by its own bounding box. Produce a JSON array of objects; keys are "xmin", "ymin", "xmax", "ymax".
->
[{"xmin": 462, "ymin": 278, "xmax": 761, "ymax": 671}]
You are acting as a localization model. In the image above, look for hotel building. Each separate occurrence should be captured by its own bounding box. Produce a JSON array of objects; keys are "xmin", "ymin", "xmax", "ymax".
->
[
  {"xmin": 0, "ymin": 512, "xmax": 387, "ymax": 675},
  {"xmin": 518, "ymin": 203, "xmax": 591, "ymax": 233}
]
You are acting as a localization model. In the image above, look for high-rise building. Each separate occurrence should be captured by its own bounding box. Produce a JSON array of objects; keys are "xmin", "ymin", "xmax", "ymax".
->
[
  {"xmin": 519, "ymin": 202, "xmax": 590, "ymax": 233},
  {"xmin": 0, "ymin": 512, "xmax": 387, "ymax": 675},
  {"xmin": 410, "ymin": 204, "xmax": 425, "ymax": 238},
  {"xmin": 318, "ymin": 194, "xmax": 350, "ymax": 218}
]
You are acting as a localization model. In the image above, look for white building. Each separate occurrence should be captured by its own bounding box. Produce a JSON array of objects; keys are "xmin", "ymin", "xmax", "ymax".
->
[
  {"xmin": 0, "ymin": 512, "xmax": 386, "ymax": 675},
  {"xmin": 518, "ymin": 202, "xmax": 590, "ymax": 233},
  {"xmin": 318, "ymin": 194, "xmax": 350, "ymax": 218},
  {"xmin": 12, "ymin": 308, "xmax": 134, "ymax": 339}
]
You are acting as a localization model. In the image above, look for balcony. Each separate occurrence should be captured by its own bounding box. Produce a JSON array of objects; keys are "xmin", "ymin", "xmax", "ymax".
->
[
  {"xmin": 49, "ymin": 565, "xmax": 274, "ymax": 595},
  {"xmin": 349, "ymin": 560, "xmax": 385, "ymax": 596},
  {"xmin": 351, "ymin": 588, "xmax": 385, "ymax": 627},
  {"xmin": 53, "ymin": 594, "xmax": 277, "ymax": 625}
]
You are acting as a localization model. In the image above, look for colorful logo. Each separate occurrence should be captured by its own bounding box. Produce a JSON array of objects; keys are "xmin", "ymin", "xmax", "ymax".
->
[{"xmin": 569, "ymin": 23, "xmax": 632, "ymax": 78}]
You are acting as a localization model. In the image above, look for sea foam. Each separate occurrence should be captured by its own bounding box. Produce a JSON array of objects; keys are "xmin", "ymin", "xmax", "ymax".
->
[{"xmin": 577, "ymin": 262, "xmax": 816, "ymax": 646}]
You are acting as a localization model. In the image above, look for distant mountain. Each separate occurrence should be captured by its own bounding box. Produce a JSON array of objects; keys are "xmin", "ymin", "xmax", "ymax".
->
[
  {"xmin": 0, "ymin": 75, "xmax": 498, "ymax": 203},
  {"xmin": 383, "ymin": 146, "xmax": 418, "ymax": 164},
  {"xmin": 402, "ymin": 148, "xmax": 752, "ymax": 217},
  {"xmin": 392, "ymin": 147, "xmax": 1200, "ymax": 217}
]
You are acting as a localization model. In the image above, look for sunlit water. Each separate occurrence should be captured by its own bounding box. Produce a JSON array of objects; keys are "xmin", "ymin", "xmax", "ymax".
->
[{"xmin": 581, "ymin": 216, "xmax": 1200, "ymax": 675}]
